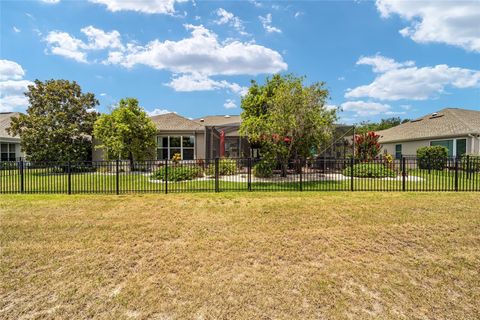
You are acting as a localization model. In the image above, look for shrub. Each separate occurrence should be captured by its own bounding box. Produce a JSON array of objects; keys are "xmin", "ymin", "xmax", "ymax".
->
[
  {"xmin": 253, "ymin": 159, "xmax": 275, "ymax": 178},
  {"xmin": 151, "ymin": 165, "xmax": 203, "ymax": 182},
  {"xmin": 343, "ymin": 163, "xmax": 397, "ymax": 178},
  {"xmin": 355, "ymin": 131, "xmax": 381, "ymax": 161},
  {"xmin": 0, "ymin": 161, "xmax": 17, "ymax": 170},
  {"xmin": 417, "ymin": 146, "xmax": 448, "ymax": 170},
  {"xmin": 205, "ymin": 158, "xmax": 238, "ymax": 176},
  {"xmin": 461, "ymin": 154, "xmax": 480, "ymax": 172}
]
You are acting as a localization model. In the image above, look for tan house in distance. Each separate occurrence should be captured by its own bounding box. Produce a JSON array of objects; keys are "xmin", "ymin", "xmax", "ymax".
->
[
  {"xmin": 94, "ymin": 112, "xmax": 253, "ymax": 161},
  {"xmin": 378, "ymin": 108, "xmax": 480, "ymax": 158},
  {"xmin": 0, "ymin": 112, "xmax": 23, "ymax": 161}
]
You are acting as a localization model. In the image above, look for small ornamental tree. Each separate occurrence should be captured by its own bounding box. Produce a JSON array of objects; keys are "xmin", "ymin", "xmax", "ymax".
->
[
  {"xmin": 240, "ymin": 74, "xmax": 337, "ymax": 176},
  {"xmin": 355, "ymin": 131, "xmax": 381, "ymax": 161},
  {"xmin": 7, "ymin": 79, "xmax": 98, "ymax": 162},
  {"xmin": 93, "ymin": 98, "xmax": 157, "ymax": 170}
]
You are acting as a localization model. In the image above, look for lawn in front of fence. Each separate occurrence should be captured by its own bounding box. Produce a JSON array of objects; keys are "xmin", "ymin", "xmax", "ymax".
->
[{"xmin": 1, "ymin": 193, "xmax": 479, "ymax": 319}]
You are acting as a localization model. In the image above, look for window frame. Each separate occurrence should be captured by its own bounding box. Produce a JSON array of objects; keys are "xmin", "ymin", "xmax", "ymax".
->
[
  {"xmin": 156, "ymin": 135, "xmax": 195, "ymax": 160},
  {"xmin": 395, "ymin": 144, "xmax": 402, "ymax": 159},
  {"xmin": 0, "ymin": 143, "xmax": 16, "ymax": 161}
]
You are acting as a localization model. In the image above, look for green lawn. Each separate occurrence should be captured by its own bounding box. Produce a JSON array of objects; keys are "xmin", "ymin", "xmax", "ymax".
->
[{"xmin": 1, "ymin": 193, "xmax": 479, "ymax": 319}]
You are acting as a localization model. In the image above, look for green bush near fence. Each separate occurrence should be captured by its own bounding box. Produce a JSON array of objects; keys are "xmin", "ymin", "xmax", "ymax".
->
[
  {"xmin": 151, "ymin": 165, "xmax": 203, "ymax": 182},
  {"xmin": 253, "ymin": 159, "xmax": 275, "ymax": 178},
  {"xmin": 461, "ymin": 154, "xmax": 480, "ymax": 172},
  {"xmin": 417, "ymin": 146, "xmax": 448, "ymax": 170},
  {"xmin": 205, "ymin": 158, "xmax": 238, "ymax": 176},
  {"xmin": 0, "ymin": 162, "xmax": 17, "ymax": 170},
  {"xmin": 343, "ymin": 163, "xmax": 397, "ymax": 178}
]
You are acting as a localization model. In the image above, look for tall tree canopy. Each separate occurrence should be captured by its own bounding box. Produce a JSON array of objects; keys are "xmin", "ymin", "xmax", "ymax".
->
[
  {"xmin": 8, "ymin": 79, "xmax": 98, "ymax": 162},
  {"xmin": 240, "ymin": 74, "xmax": 337, "ymax": 174},
  {"xmin": 93, "ymin": 98, "xmax": 157, "ymax": 164},
  {"xmin": 356, "ymin": 117, "xmax": 409, "ymax": 134}
]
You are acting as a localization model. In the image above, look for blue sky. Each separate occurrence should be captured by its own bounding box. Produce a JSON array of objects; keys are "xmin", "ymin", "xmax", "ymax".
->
[{"xmin": 1, "ymin": 0, "xmax": 479, "ymax": 124}]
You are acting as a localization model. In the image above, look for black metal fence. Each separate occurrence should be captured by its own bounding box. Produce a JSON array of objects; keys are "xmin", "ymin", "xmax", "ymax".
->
[{"xmin": 0, "ymin": 156, "xmax": 479, "ymax": 194}]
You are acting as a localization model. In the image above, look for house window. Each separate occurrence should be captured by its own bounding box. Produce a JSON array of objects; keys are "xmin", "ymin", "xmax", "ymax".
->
[
  {"xmin": 157, "ymin": 136, "xmax": 195, "ymax": 160},
  {"xmin": 431, "ymin": 140, "xmax": 454, "ymax": 157},
  {"xmin": 395, "ymin": 144, "xmax": 402, "ymax": 159},
  {"xmin": 0, "ymin": 143, "xmax": 16, "ymax": 161},
  {"xmin": 456, "ymin": 139, "xmax": 467, "ymax": 156}
]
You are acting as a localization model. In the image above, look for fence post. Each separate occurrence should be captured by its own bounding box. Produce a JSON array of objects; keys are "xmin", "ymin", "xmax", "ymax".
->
[
  {"xmin": 164, "ymin": 159, "xmax": 168, "ymax": 194},
  {"xmin": 116, "ymin": 159, "xmax": 120, "ymax": 195},
  {"xmin": 19, "ymin": 159, "xmax": 24, "ymax": 193},
  {"xmin": 454, "ymin": 156, "xmax": 459, "ymax": 192},
  {"xmin": 350, "ymin": 157, "xmax": 354, "ymax": 191},
  {"xmin": 215, "ymin": 157, "xmax": 219, "ymax": 193},
  {"xmin": 402, "ymin": 156, "xmax": 406, "ymax": 192},
  {"xmin": 67, "ymin": 161, "xmax": 71, "ymax": 195},
  {"xmin": 247, "ymin": 158, "xmax": 252, "ymax": 191},
  {"xmin": 299, "ymin": 159, "xmax": 303, "ymax": 191}
]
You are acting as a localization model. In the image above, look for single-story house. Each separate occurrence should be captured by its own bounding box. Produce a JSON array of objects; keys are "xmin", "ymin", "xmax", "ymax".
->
[
  {"xmin": 0, "ymin": 112, "xmax": 22, "ymax": 161},
  {"xmin": 378, "ymin": 108, "xmax": 480, "ymax": 158},
  {"xmin": 93, "ymin": 112, "xmax": 252, "ymax": 161}
]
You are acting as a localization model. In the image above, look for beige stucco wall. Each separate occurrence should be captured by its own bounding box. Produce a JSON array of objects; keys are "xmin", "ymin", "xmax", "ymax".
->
[
  {"xmin": 381, "ymin": 136, "xmax": 479, "ymax": 157},
  {"xmin": 194, "ymin": 132, "xmax": 205, "ymax": 159}
]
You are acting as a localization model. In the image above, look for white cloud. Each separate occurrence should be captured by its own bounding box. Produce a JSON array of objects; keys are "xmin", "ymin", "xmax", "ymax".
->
[
  {"xmin": 214, "ymin": 8, "xmax": 247, "ymax": 35},
  {"xmin": 80, "ymin": 26, "xmax": 124, "ymax": 50},
  {"xmin": 88, "ymin": 0, "xmax": 188, "ymax": 15},
  {"xmin": 346, "ymin": 55, "xmax": 480, "ymax": 101},
  {"xmin": 341, "ymin": 101, "xmax": 391, "ymax": 116},
  {"xmin": 0, "ymin": 60, "xmax": 33, "ymax": 112},
  {"xmin": 106, "ymin": 24, "xmax": 287, "ymax": 76},
  {"xmin": 294, "ymin": 12, "xmax": 304, "ymax": 19},
  {"xmin": 376, "ymin": 0, "xmax": 480, "ymax": 52},
  {"xmin": 166, "ymin": 73, "xmax": 248, "ymax": 95},
  {"xmin": 44, "ymin": 31, "xmax": 88, "ymax": 63},
  {"xmin": 0, "ymin": 60, "xmax": 25, "ymax": 81},
  {"xmin": 223, "ymin": 99, "xmax": 237, "ymax": 109},
  {"xmin": 148, "ymin": 108, "xmax": 171, "ymax": 116},
  {"xmin": 357, "ymin": 54, "xmax": 414, "ymax": 73},
  {"xmin": 13, "ymin": 26, "xmax": 21, "ymax": 33},
  {"xmin": 41, "ymin": 0, "xmax": 60, "ymax": 3},
  {"xmin": 44, "ymin": 26, "xmax": 124, "ymax": 62},
  {"xmin": 259, "ymin": 13, "xmax": 282, "ymax": 34}
]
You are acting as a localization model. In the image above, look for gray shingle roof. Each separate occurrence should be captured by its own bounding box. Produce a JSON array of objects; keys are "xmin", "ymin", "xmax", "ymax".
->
[
  {"xmin": 150, "ymin": 112, "xmax": 204, "ymax": 131},
  {"xmin": 194, "ymin": 115, "xmax": 241, "ymax": 126},
  {"xmin": 378, "ymin": 108, "xmax": 480, "ymax": 143},
  {"xmin": 0, "ymin": 112, "xmax": 21, "ymax": 140}
]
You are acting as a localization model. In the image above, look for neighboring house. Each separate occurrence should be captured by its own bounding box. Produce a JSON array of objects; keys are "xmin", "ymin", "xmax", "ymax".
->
[
  {"xmin": 378, "ymin": 108, "xmax": 480, "ymax": 158},
  {"xmin": 0, "ymin": 112, "xmax": 22, "ymax": 161}
]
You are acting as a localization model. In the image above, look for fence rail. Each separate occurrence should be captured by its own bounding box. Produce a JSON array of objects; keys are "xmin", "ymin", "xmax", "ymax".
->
[{"xmin": 1, "ymin": 156, "xmax": 479, "ymax": 194}]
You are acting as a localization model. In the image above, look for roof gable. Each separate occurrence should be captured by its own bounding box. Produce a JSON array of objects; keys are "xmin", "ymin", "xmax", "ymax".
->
[
  {"xmin": 0, "ymin": 112, "xmax": 21, "ymax": 139},
  {"xmin": 150, "ymin": 113, "xmax": 204, "ymax": 131}
]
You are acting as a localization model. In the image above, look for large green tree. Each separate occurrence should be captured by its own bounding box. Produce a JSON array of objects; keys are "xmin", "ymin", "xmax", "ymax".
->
[
  {"xmin": 93, "ymin": 98, "xmax": 157, "ymax": 167},
  {"xmin": 8, "ymin": 79, "xmax": 98, "ymax": 162},
  {"xmin": 240, "ymin": 74, "xmax": 337, "ymax": 175}
]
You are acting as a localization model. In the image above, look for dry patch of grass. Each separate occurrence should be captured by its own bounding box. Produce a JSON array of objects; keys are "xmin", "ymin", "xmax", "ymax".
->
[{"xmin": 1, "ymin": 192, "xmax": 479, "ymax": 319}]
